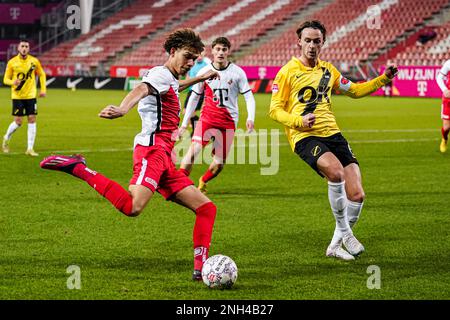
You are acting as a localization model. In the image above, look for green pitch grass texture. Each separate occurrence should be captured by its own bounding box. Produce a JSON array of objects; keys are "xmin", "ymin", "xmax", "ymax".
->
[{"xmin": 0, "ymin": 88, "xmax": 449, "ymax": 299}]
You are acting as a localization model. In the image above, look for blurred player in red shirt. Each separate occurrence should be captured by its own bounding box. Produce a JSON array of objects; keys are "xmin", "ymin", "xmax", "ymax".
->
[
  {"xmin": 436, "ymin": 59, "xmax": 450, "ymax": 152},
  {"xmin": 179, "ymin": 37, "xmax": 255, "ymax": 193}
]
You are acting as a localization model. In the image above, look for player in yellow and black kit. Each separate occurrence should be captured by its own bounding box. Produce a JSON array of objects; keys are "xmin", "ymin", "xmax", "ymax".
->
[
  {"xmin": 269, "ymin": 21, "xmax": 398, "ymax": 261},
  {"xmin": 2, "ymin": 40, "xmax": 46, "ymax": 156}
]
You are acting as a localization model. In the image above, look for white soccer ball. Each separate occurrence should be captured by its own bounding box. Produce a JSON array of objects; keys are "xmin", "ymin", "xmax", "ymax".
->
[{"xmin": 201, "ymin": 254, "xmax": 238, "ymax": 289}]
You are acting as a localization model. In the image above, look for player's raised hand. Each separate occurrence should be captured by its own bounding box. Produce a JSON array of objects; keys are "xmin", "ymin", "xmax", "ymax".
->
[
  {"xmin": 99, "ymin": 105, "xmax": 125, "ymax": 119},
  {"xmin": 246, "ymin": 120, "xmax": 254, "ymax": 133},
  {"xmin": 302, "ymin": 113, "xmax": 315, "ymax": 128},
  {"xmin": 385, "ymin": 63, "xmax": 398, "ymax": 79},
  {"xmin": 201, "ymin": 70, "xmax": 220, "ymax": 81}
]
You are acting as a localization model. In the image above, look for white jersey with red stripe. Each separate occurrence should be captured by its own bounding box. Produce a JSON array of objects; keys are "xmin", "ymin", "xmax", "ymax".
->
[
  {"xmin": 440, "ymin": 60, "xmax": 450, "ymax": 90},
  {"xmin": 134, "ymin": 66, "xmax": 180, "ymax": 152},
  {"xmin": 192, "ymin": 62, "xmax": 252, "ymax": 129}
]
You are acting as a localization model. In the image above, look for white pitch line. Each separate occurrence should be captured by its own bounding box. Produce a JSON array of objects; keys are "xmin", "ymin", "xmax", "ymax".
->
[
  {"xmin": 234, "ymin": 128, "xmax": 438, "ymax": 137},
  {"xmin": 4, "ymin": 137, "xmax": 439, "ymax": 155}
]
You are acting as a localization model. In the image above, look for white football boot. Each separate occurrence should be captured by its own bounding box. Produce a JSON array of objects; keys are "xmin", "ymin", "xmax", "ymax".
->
[
  {"xmin": 326, "ymin": 240, "xmax": 355, "ymax": 261},
  {"xmin": 342, "ymin": 233, "xmax": 365, "ymax": 256},
  {"xmin": 2, "ymin": 137, "xmax": 9, "ymax": 153}
]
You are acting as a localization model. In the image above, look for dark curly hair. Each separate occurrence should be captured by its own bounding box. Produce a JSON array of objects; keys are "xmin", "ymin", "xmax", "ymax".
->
[
  {"xmin": 296, "ymin": 20, "xmax": 327, "ymax": 42},
  {"xmin": 163, "ymin": 28, "xmax": 204, "ymax": 54}
]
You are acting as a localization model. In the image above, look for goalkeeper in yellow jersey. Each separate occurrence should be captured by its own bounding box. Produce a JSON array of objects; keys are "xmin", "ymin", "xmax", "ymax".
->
[
  {"xmin": 269, "ymin": 21, "xmax": 397, "ymax": 260},
  {"xmin": 2, "ymin": 40, "xmax": 46, "ymax": 156}
]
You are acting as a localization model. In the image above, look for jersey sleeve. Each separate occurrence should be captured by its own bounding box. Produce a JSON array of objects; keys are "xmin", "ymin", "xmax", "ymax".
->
[
  {"xmin": 190, "ymin": 65, "xmax": 210, "ymax": 94},
  {"xmin": 439, "ymin": 60, "xmax": 450, "ymax": 77},
  {"xmin": 331, "ymin": 63, "xmax": 390, "ymax": 99},
  {"xmin": 269, "ymin": 66, "xmax": 304, "ymax": 129},
  {"xmin": 3, "ymin": 61, "xmax": 14, "ymax": 86},
  {"xmin": 437, "ymin": 60, "xmax": 450, "ymax": 93},
  {"xmin": 141, "ymin": 67, "xmax": 171, "ymax": 94},
  {"xmin": 237, "ymin": 67, "xmax": 251, "ymax": 94},
  {"xmin": 35, "ymin": 58, "xmax": 47, "ymax": 94}
]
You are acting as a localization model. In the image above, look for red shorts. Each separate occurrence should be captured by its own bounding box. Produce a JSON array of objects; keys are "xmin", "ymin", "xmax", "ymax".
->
[
  {"xmin": 130, "ymin": 145, "xmax": 193, "ymax": 199},
  {"xmin": 192, "ymin": 119, "xmax": 235, "ymax": 160},
  {"xmin": 442, "ymin": 99, "xmax": 450, "ymax": 120}
]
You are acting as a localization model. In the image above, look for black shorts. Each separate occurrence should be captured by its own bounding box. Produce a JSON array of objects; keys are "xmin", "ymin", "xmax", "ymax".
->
[
  {"xmin": 12, "ymin": 99, "xmax": 37, "ymax": 116},
  {"xmin": 184, "ymin": 90, "xmax": 204, "ymax": 111},
  {"xmin": 294, "ymin": 133, "xmax": 359, "ymax": 177}
]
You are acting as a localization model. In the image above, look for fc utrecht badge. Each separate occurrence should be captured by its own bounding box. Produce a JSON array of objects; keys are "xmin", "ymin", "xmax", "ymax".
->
[{"xmin": 272, "ymin": 83, "xmax": 279, "ymax": 93}]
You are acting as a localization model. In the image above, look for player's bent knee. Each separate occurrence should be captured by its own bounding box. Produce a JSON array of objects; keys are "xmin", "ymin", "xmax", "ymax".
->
[
  {"xmin": 326, "ymin": 169, "xmax": 345, "ymax": 183},
  {"xmin": 348, "ymin": 190, "xmax": 365, "ymax": 203}
]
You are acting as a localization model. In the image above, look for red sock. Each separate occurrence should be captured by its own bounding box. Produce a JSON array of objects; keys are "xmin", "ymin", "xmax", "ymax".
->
[
  {"xmin": 179, "ymin": 168, "xmax": 190, "ymax": 177},
  {"xmin": 442, "ymin": 127, "xmax": 449, "ymax": 140},
  {"xmin": 72, "ymin": 163, "xmax": 133, "ymax": 216},
  {"xmin": 194, "ymin": 246, "xmax": 209, "ymax": 271},
  {"xmin": 201, "ymin": 169, "xmax": 216, "ymax": 183},
  {"xmin": 193, "ymin": 202, "xmax": 216, "ymax": 270}
]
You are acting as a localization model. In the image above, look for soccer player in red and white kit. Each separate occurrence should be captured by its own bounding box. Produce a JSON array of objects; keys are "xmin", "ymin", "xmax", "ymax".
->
[
  {"xmin": 40, "ymin": 29, "xmax": 220, "ymax": 281},
  {"xmin": 179, "ymin": 37, "xmax": 256, "ymax": 193},
  {"xmin": 436, "ymin": 59, "xmax": 450, "ymax": 153}
]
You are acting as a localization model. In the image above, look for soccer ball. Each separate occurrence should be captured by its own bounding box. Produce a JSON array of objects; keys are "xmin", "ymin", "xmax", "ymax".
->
[{"xmin": 201, "ymin": 254, "xmax": 238, "ymax": 289}]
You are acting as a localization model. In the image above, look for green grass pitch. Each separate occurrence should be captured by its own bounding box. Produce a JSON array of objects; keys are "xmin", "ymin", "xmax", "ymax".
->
[{"xmin": 0, "ymin": 87, "xmax": 449, "ymax": 299}]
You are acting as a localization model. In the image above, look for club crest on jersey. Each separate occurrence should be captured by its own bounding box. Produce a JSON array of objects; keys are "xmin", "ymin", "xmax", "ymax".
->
[
  {"xmin": 272, "ymin": 83, "xmax": 279, "ymax": 93},
  {"xmin": 228, "ymin": 79, "xmax": 233, "ymax": 85},
  {"xmin": 341, "ymin": 77, "xmax": 350, "ymax": 85}
]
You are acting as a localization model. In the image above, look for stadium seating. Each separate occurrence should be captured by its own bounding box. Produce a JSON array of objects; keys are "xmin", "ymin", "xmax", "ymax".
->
[
  {"xmin": 114, "ymin": 0, "xmax": 313, "ymax": 67},
  {"xmin": 238, "ymin": 0, "xmax": 450, "ymax": 67},
  {"xmin": 391, "ymin": 21, "xmax": 450, "ymax": 66},
  {"xmin": 38, "ymin": 0, "xmax": 450, "ymax": 73},
  {"xmin": 39, "ymin": 0, "xmax": 205, "ymax": 69}
]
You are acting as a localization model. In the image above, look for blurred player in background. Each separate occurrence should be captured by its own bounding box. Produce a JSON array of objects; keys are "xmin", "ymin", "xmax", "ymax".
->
[
  {"xmin": 269, "ymin": 20, "xmax": 397, "ymax": 260},
  {"xmin": 179, "ymin": 37, "xmax": 256, "ymax": 194},
  {"xmin": 436, "ymin": 59, "xmax": 450, "ymax": 153},
  {"xmin": 40, "ymin": 28, "xmax": 219, "ymax": 281},
  {"xmin": 183, "ymin": 49, "xmax": 211, "ymax": 135},
  {"xmin": 2, "ymin": 40, "xmax": 46, "ymax": 156}
]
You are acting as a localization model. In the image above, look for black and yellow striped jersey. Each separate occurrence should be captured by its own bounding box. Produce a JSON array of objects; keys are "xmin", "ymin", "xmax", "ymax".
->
[
  {"xmin": 269, "ymin": 57, "xmax": 390, "ymax": 151},
  {"xmin": 3, "ymin": 54, "xmax": 46, "ymax": 100}
]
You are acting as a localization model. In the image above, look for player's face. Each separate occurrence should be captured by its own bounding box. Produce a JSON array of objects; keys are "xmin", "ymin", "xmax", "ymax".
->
[
  {"xmin": 18, "ymin": 42, "xmax": 30, "ymax": 57},
  {"xmin": 212, "ymin": 44, "xmax": 230, "ymax": 64},
  {"xmin": 298, "ymin": 28, "xmax": 324, "ymax": 61},
  {"xmin": 172, "ymin": 47, "xmax": 199, "ymax": 76}
]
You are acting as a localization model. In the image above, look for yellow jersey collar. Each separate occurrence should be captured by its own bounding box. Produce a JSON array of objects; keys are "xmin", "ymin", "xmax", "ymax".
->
[
  {"xmin": 16, "ymin": 54, "xmax": 30, "ymax": 61},
  {"xmin": 292, "ymin": 56, "xmax": 323, "ymax": 71}
]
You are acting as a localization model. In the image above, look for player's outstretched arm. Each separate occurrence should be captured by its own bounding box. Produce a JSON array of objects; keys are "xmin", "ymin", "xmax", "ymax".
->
[
  {"xmin": 343, "ymin": 64, "xmax": 397, "ymax": 99},
  {"xmin": 99, "ymin": 82, "xmax": 149, "ymax": 119},
  {"xmin": 179, "ymin": 70, "xmax": 219, "ymax": 92},
  {"xmin": 243, "ymin": 90, "xmax": 256, "ymax": 133},
  {"xmin": 179, "ymin": 91, "xmax": 202, "ymax": 137}
]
